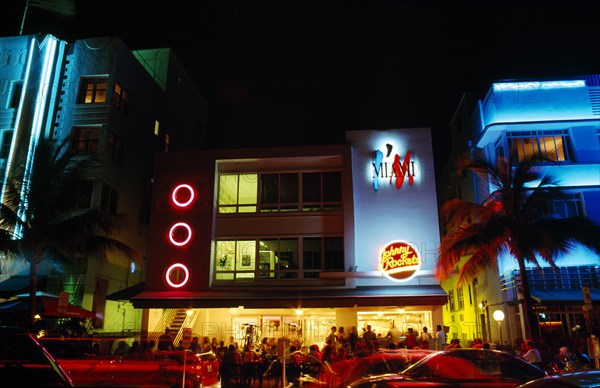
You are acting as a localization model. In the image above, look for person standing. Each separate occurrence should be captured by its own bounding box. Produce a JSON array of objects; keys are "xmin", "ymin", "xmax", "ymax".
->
[
  {"xmin": 435, "ymin": 324, "xmax": 446, "ymax": 350},
  {"xmin": 420, "ymin": 327, "xmax": 432, "ymax": 350},
  {"xmin": 363, "ymin": 324, "xmax": 375, "ymax": 353},
  {"xmin": 385, "ymin": 323, "xmax": 402, "ymax": 347},
  {"xmin": 405, "ymin": 328, "xmax": 418, "ymax": 349},
  {"xmin": 158, "ymin": 327, "xmax": 174, "ymax": 351}
]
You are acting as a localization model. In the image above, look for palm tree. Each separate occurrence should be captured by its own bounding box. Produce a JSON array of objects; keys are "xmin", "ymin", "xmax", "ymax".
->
[
  {"xmin": 435, "ymin": 150, "xmax": 600, "ymax": 341},
  {"xmin": 0, "ymin": 137, "xmax": 140, "ymax": 326}
]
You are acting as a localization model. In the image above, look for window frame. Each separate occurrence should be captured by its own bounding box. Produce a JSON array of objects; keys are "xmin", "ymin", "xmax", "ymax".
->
[{"xmin": 77, "ymin": 77, "xmax": 108, "ymax": 104}]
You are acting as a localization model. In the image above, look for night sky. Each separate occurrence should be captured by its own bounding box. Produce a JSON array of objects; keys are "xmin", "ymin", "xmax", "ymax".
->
[{"xmin": 2, "ymin": 0, "xmax": 599, "ymax": 170}]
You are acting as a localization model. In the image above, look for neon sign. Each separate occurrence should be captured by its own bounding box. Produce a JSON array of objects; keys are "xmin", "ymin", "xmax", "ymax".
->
[
  {"xmin": 378, "ymin": 241, "xmax": 421, "ymax": 282},
  {"xmin": 372, "ymin": 143, "xmax": 415, "ymax": 191},
  {"xmin": 165, "ymin": 263, "xmax": 190, "ymax": 288},
  {"xmin": 171, "ymin": 183, "xmax": 195, "ymax": 207}
]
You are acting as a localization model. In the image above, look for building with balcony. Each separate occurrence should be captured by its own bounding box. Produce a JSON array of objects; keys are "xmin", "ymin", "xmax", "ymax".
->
[
  {"xmin": 130, "ymin": 128, "xmax": 448, "ymax": 347},
  {"xmin": 0, "ymin": 33, "xmax": 207, "ymax": 334},
  {"xmin": 438, "ymin": 75, "xmax": 600, "ymax": 349}
]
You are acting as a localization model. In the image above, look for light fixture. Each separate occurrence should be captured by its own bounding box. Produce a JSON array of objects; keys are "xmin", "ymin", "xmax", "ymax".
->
[{"xmin": 493, "ymin": 310, "xmax": 505, "ymax": 346}]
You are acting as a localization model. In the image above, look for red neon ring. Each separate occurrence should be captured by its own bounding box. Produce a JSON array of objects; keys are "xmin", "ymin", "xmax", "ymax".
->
[
  {"xmin": 165, "ymin": 263, "xmax": 189, "ymax": 288},
  {"xmin": 169, "ymin": 222, "xmax": 192, "ymax": 246},
  {"xmin": 172, "ymin": 184, "xmax": 195, "ymax": 207}
]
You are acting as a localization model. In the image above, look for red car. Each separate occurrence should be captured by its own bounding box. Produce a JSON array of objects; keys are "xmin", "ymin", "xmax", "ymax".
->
[
  {"xmin": 57, "ymin": 350, "xmax": 219, "ymax": 387},
  {"xmin": 346, "ymin": 348, "xmax": 547, "ymax": 387},
  {"xmin": 0, "ymin": 325, "xmax": 75, "ymax": 388},
  {"xmin": 319, "ymin": 349, "xmax": 435, "ymax": 387}
]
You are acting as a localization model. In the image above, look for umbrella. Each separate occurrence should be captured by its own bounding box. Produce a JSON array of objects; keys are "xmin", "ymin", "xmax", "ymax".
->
[{"xmin": 0, "ymin": 292, "xmax": 96, "ymax": 319}]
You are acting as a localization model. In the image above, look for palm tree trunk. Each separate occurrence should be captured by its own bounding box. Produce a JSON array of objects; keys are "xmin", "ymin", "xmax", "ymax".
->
[
  {"xmin": 28, "ymin": 258, "xmax": 38, "ymax": 328},
  {"xmin": 516, "ymin": 256, "xmax": 537, "ymax": 341}
]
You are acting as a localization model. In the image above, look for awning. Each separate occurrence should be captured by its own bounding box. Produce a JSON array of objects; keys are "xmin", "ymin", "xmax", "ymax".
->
[
  {"xmin": 0, "ymin": 291, "xmax": 95, "ymax": 318},
  {"xmin": 0, "ymin": 276, "xmax": 46, "ymax": 298},
  {"xmin": 106, "ymin": 282, "xmax": 146, "ymax": 301},
  {"xmin": 131, "ymin": 285, "xmax": 448, "ymax": 309},
  {"xmin": 530, "ymin": 289, "xmax": 600, "ymax": 305}
]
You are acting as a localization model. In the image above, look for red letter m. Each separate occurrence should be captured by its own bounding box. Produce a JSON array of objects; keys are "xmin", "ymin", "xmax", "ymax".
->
[{"xmin": 390, "ymin": 151, "xmax": 413, "ymax": 189}]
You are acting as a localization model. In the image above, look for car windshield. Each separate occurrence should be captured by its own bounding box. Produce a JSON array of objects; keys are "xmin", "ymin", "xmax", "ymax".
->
[{"xmin": 402, "ymin": 349, "xmax": 546, "ymax": 383}]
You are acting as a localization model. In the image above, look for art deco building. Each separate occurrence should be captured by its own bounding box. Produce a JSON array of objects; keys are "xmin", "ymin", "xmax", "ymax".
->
[
  {"xmin": 438, "ymin": 75, "xmax": 600, "ymax": 348},
  {"xmin": 0, "ymin": 33, "xmax": 206, "ymax": 334}
]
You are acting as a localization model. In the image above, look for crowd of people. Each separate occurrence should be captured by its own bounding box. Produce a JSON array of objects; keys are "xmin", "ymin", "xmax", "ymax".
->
[{"xmin": 104, "ymin": 322, "xmax": 593, "ymax": 384}]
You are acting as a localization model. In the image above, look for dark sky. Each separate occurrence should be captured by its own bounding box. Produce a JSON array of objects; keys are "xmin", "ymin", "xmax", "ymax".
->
[{"xmin": 2, "ymin": 0, "xmax": 599, "ymax": 169}]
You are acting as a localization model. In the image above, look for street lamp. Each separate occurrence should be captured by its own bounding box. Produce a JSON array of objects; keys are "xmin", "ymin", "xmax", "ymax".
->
[{"xmin": 493, "ymin": 310, "xmax": 505, "ymax": 347}]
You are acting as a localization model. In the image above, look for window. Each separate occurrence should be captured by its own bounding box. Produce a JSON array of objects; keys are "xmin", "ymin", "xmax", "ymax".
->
[
  {"xmin": 7, "ymin": 81, "xmax": 23, "ymax": 109},
  {"xmin": 154, "ymin": 120, "xmax": 160, "ymax": 136},
  {"xmin": 215, "ymin": 236, "xmax": 343, "ymax": 282},
  {"xmin": 77, "ymin": 77, "xmax": 108, "ymax": 104},
  {"xmin": 457, "ymin": 286, "xmax": 464, "ymax": 309},
  {"xmin": 218, "ymin": 174, "xmax": 258, "ymax": 213},
  {"xmin": 164, "ymin": 133, "xmax": 170, "ymax": 152},
  {"xmin": 302, "ymin": 172, "xmax": 342, "ymax": 211},
  {"xmin": 217, "ymin": 171, "xmax": 342, "ymax": 214},
  {"xmin": 549, "ymin": 193, "xmax": 584, "ymax": 218},
  {"xmin": 72, "ymin": 126, "xmax": 101, "ymax": 155},
  {"xmin": 111, "ymin": 82, "xmax": 129, "ymax": 114},
  {"xmin": 0, "ymin": 130, "xmax": 13, "ymax": 159},
  {"xmin": 261, "ymin": 173, "xmax": 299, "ymax": 212},
  {"xmin": 448, "ymin": 290, "xmax": 456, "ymax": 311},
  {"xmin": 60, "ymin": 179, "xmax": 93, "ymax": 210},
  {"xmin": 106, "ymin": 130, "xmax": 123, "ymax": 164},
  {"xmin": 303, "ymin": 237, "xmax": 344, "ymax": 278},
  {"xmin": 506, "ymin": 130, "xmax": 572, "ymax": 162},
  {"xmin": 101, "ymin": 183, "xmax": 118, "ymax": 215}
]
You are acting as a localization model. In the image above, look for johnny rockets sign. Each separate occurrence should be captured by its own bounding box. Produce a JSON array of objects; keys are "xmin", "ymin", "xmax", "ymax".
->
[{"xmin": 378, "ymin": 241, "xmax": 421, "ymax": 282}]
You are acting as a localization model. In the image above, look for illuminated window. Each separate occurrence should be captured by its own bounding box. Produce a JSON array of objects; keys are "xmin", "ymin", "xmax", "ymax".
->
[
  {"xmin": 217, "ymin": 171, "xmax": 341, "ymax": 214},
  {"xmin": 215, "ymin": 237, "xmax": 343, "ymax": 282},
  {"xmin": 154, "ymin": 120, "xmax": 160, "ymax": 136},
  {"xmin": 0, "ymin": 130, "xmax": 13, "ymax": 159},
  {"xmin": 165, "ymin": 132, "xmax": 170, "ymax": 152},
  {"xmin": 218, "ymin": 174, "xmax": 258, "ymax": 213},
  {"xmin": 111, "ymin": 82, "xmax": 129, "ymax": 114},
  {"xmin": 215, "ymin": 240, "xmax": 257, "ymax": 280},
  {"xmin": 506, "ymin": 130, "xmax": 572, "ymax": 162},
  {"xmin": 106, "ymin": 130, "xmax": 123, "ymax": 164},
  {"xmin": 71, "ymin": 126, "xmax": 101, "ymax": 155},
  {"xmin": 77, "ymin": 77, "xmax": 108, "ymax": 104}
]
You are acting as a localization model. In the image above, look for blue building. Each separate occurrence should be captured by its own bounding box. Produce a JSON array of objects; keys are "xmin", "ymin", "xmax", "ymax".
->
[
  {"xmin": 0, "ymin": 33, "xmax": 207, "ymax": 334},
  {"xmin": 439, "ymin": 75, "xmax": 600, "ymax": 350}
]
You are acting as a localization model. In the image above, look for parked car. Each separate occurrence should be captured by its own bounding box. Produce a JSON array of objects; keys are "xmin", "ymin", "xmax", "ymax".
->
[
  {"xmin": 347, "ymin": 348, "xmax": 547, "ymax": 387},
  {"xmin": 57, "ymin": 350, "xmax": 220, "ymax": 387},
  {"xmin": 0, "ymin": 325, "xmax": 75, "ymax": 387},
  {"xmin": 517, "ymin": 369, "xmax": 600, "ymax": 387},
  {"xmin": 321, "ymin": 348, "xmax": 435, "ymax": 387}
]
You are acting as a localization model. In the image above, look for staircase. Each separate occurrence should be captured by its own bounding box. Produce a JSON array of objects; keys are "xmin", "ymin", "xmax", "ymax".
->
[{"xmin": 168, "ymin": 309, "xmax": 188, "ymax": 341}]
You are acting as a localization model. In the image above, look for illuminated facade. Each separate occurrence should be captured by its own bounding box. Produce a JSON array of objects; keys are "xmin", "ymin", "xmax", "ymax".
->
[
  {"xmin": 439, "ymin": 76, "xmax": 600, "ymax": 347},
  {"xmin": 0, "ymin": 34, "xmax": 206, "ymax": 333},
  {"xmin": 132, "ymin": 128, "xmax": 448, "ymax": 345}
]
